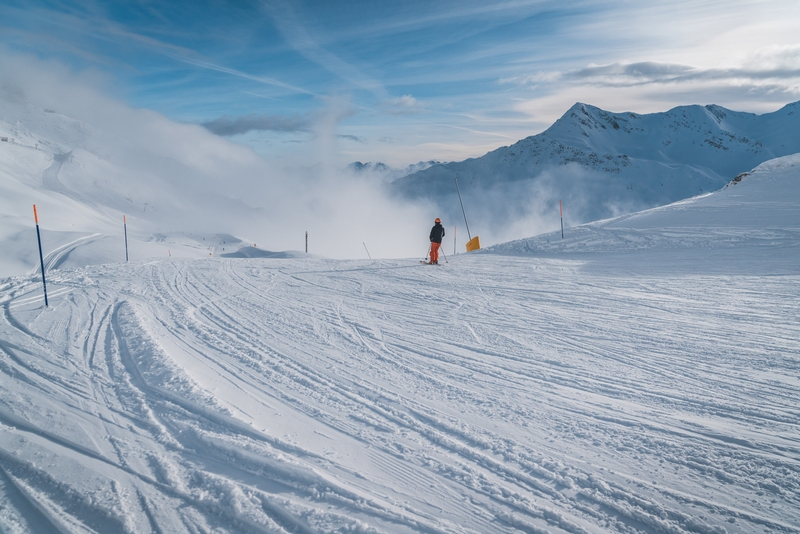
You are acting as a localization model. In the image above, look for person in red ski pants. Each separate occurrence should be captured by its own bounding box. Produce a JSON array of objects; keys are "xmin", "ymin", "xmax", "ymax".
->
[{"xmin": 429, "ymin": 217, "xmax": 445, "ymax": 264}]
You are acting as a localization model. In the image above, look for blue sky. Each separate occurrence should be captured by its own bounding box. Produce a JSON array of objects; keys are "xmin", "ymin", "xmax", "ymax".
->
[{"xmin": 2, "ymin": 0, "xmax": 800, "ymax": 167}]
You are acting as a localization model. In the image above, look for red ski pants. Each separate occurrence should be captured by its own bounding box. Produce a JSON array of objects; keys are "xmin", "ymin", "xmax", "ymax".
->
[{"xmin": 430, "ymin": 242, "xmax": 441, "ymax": 263}]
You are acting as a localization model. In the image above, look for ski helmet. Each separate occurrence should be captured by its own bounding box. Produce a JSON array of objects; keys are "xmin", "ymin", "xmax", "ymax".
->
[{"xmin": 435, "ymin": 217, "xmax": 441, "ymax": 223}]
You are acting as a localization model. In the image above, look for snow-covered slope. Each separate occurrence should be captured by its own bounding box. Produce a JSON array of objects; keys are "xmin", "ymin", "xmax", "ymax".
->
[
  {"xmin": 0, "ymin": 155, "xmax": 797, "ymax": 533},
  {"xmin": 0, "ymin": 94, "xmax": 277, "ymax": 277},
  {"xmin": 486, "ymin": 153, "xmax": 800, "ymax": 274},
  {"xmin": 392, "ymin": 101, "xmax": 800, "ymax": 244}
]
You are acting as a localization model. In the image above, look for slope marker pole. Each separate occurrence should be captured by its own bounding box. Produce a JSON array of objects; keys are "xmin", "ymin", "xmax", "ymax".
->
[
  {"xmin": 453, "ymin": 226, "xmax": 456, "ymax": 256},
  {"xmin": 363, "ymin": 242, "xmax": 372, "ymax": 259},
  {"xmin": 305, "ymin": 231, "xmax": 308, "ymax": 253},
  {"xmin": 454, "ymin": 177, "xmax": 471, "ymax": 240},
  {"xmin": 560, "ymin": 200, "xmax": 564, "ymax": 239},
  {"xmin": 33, "ymin": 204, "xmax": 49, "ymax": 307},
  {"xmin": 124, "ymin": 215, "xmax": 129, "ymax": 262}
]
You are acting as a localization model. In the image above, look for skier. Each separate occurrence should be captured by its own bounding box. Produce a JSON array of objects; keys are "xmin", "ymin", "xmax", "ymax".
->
[{"xmin": 428, "ymin": 217, "xmax": 445, "ymax": 264}]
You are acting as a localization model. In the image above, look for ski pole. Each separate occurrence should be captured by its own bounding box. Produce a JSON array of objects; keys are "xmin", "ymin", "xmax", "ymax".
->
[
  {"xmin": 425, "ymin": 243, "xmax": 431, "ymax": 261},
  {"xmin": 440, "ymin": 247, "xmax": 448, "ymax": 264}
]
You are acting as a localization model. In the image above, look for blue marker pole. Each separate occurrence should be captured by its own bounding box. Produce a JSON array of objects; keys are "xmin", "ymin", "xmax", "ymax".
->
[
  {"xmin": 124, "ymin": 215, "xmax": 129, "ymax": 262},
  {"xmin": 33, "ymin": 205, "xmax": 49, "ymax": 307}
]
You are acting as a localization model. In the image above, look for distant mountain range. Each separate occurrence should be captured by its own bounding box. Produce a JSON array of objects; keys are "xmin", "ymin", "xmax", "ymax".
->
[
  {"xmin": 389, "ymin": 101, "xmax": 800, "ymax": 239},
  {"xmin": 346, "ymin": 160, "xmax": 441, "ymax": 182}
]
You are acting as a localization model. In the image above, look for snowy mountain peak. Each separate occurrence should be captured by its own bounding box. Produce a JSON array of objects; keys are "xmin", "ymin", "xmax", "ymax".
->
[
  {"xmin": 703, "ymin": 103, "xmax": 729, "ymax": 123},
  {"xmin": 392, "ymin": 100, "xmax": 800, "ymax": 242},
  {"xmin": 543, "ymin": 100, "xmax": 771, "ymax": 158}
]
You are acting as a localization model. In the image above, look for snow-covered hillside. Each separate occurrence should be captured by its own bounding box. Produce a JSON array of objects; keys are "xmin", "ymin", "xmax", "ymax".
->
[
  {"xmin": 0, "ymin": 155, "xmax": 797, "ymax": 533},
  {"xmin": 393, "ymin": 101, "xmax": 800, "ymax": 243},
  {"xmin": 0, "ymin": 90, "xmax": 278, "ymax": 277},
  {"xmin": 487, "ymin": 153, "xmax": 800, "ymax": 274}
]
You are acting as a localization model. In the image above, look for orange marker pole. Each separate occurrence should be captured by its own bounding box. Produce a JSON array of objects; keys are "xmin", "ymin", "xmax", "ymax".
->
[
  {"xmin": 123, "ymin": 215, "xmax": 129, "ymax": 262},
  {"xmin": 33, "ymin": 205, "xmax": 49, "ymax": 307},
  {"xmin": 560, "ymin": 200, "xmax": 564, "ymax": 239}
]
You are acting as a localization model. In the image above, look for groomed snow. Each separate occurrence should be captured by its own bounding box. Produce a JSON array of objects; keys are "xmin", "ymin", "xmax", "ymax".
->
[{"xmin": 0, "ymin": 156, "xmax": 798, "ymax": 533}]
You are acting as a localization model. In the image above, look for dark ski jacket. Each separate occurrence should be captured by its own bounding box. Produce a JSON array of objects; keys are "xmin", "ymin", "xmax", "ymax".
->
[{"xmin": 429, "ymin": 223, "xmax": 445, "ymax": 243}]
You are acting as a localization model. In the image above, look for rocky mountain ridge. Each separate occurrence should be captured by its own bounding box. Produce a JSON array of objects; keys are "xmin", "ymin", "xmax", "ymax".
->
[{"xmin": 391, "ymin": 101, "xmax": 800, "ymax": 235}]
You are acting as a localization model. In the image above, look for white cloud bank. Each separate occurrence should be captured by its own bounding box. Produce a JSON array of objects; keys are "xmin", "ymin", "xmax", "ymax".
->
[{"xmin": 0, "ymin": 51, "xmax": 433, "ymax": 263}]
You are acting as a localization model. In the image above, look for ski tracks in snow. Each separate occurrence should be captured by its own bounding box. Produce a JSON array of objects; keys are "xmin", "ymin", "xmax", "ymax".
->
[{"xmin": 0, "ymin": 255, "xmax": 798, "ymax": 533}]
